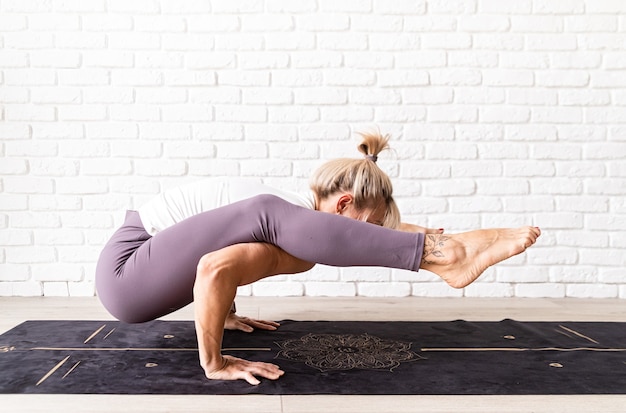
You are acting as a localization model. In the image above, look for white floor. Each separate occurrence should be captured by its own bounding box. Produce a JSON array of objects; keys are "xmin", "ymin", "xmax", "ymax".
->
[{"xmin": 1, "ymin": 296, "xmax": 625, "ymax": 413}]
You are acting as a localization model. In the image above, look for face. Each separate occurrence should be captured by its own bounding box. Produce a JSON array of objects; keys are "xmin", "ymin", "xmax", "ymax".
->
[
  {"xmin": 317, "ymin": 193, "xmax": 386, "ymax": 226},
  {"xmin": 341, "ymin": 202, "xmax": 386, "ymax": 226}
]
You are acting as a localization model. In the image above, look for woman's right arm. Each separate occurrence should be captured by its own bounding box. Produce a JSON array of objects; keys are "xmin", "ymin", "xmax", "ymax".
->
[{"xmin": 193, "ymin": 243, "xmax": 313, "ymax": 385}]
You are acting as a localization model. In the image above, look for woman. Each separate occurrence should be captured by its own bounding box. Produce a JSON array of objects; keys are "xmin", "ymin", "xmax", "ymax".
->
[{"xmin": 96, "ymin": 131, "xmax": 541, "ymax": 385}]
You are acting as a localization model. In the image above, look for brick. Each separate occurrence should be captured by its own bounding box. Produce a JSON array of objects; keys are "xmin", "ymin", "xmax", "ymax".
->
[
  {"xmin": 215, "ymin": 34, "xmax": 264, "ymax": 51},
  {"xmin": 535, "ymin": 212, "xmax": 583, "ymax": 229},
  {"xmin": 341, "ymin": 267, "xmax": 391, "ymax": 282},
  {"xmin": 305, "ymin": 282, "xmax": 356, "ymax": 297},
  {"xmin": 527, "ymin": 247, "xmax": 578, "ymax": 265},
  {"xmin": 552, "ymin": 52, "xmax": 602, "ymax": 69},
  {"xmin": 33, "ymin": 264, "xmax": 83, "ymax": 282},
  {"xmin": 0, "ymin": 264, "xmax": 30, "ymax": 282},
  {"xmin": 464, "ymin": 283, "xmax": 513, "ymax": 298},
  {"xmin": 268, "ymin": 106, "xmax": 320, "ymax": 122},
  {"xmin": 323, "ymin": 107, "xmax": 374, "ymax": 122},
  {"xmin": 482, "ymin": 69, "xmax": 534, "ymax": 86},
  {"xmin": 566, "ymin": 284, "xmax": 618, "ymax": 299},
  {"xmin": 68, "ymin": 281, "xmax": 96, "ymax": 297},
  {"xmin": 163, "ymin": 105, "xmax": 213, "ymax": 122},
  {"xmin": 507, "ymin": 89, "xmax": 558, "ymax": 106},
  {"xmin": 241, "ymin": 160, "xmax": 292, "ymax": 177},
  {"xmin": 29, "ymin": 195, "xmax": 81, "ymax": 211},
  {"xmin": 557, "ymin": 230, "xmax": 609, "ymax": 248},
  {"xmin": 587, "ymin": 0, "xmax": 626, "ymax": 13},
  {"xmin": 7, "ymin": 282, "xmax": 43, "ymax": 297},
  {"xmin": 108, "ymin": 33, "xmax": 161, "ymax": 50},
  {"xmin": 449, "ymin": 197, "xmax": 503, "ymax": 213},
  {"xmin": 550, "ymin": 266, "xmax": 597, "ymax": 283},
  {"xmin": 378, "ymin": 70, "xmax": 429, "ymax": 87},
  {"xmin": 83, "ymin": 14, "xmax": 133, "ymax": 31},
  {"xmin": 515, "ymin": 283, "xmax": 565, "ymax": 298},
  {"xmin": 83, "ymin": 51, "xmax": 134, "ymax": 68},
  {"xmin": 0, "ymin": 195, "xmax": 28, "ymax": 211},
  {"xmin": 533, "ymin": 0, "xmax": 584, "ymax": 14},
  {"xmin": 3, "ymin": 32, "xmax": 54, "ymax": 49},
  {"xmin": 0, "ymin": 230, "xmax": 32, "ymax": 246},
  {"xmin": 599, "ymin": 269, "xmax": 626, "ymax": 284},
  {"xmin": 559, "ymin": 90, "xmax": 610, "ymax": 106},
  {"xmin": 426, "ymin": 143, "xmax": 477, "ymax": 160},
  {"xmin": 585, "ymin": 214, "xmax": 626, "ymax": 231},
  {"xmin": 428, "ymin": 106, "xmax": 478, "ymax": 123},
  {"xmin": 422, "ymin": 179, "xmax": 476, "ymax": 196},
  {"xmin": 58, "ymin": 105, "xmax": 107, "ymax": 121},
  {"xmin": 557, "ymin": 196, "xmax": 609, "ymax": 212},
  {"xmin": 587, "ymin": 179, "xmax": 626, "ymax": 195},
  {"xmin": 404, "ymin": 16, "xmax": 456, "ymax": 31},
  {"xmin": 42, "ymin": 282, "xmax": 69, "ymax": 297},
  {"xmin": 477, "ymin": 179, "xmax": 529, "ymax": 195},
  {"xmin": 557, "ymin": 125, "xmax": 605, "ymax": 142},
  {"xmin": 110, "ymin": 105, "xmax": 160, "ymax": 121},
  {"xmin": 400, "ymin": 162, "xmax": 450, "ymax": 179},
  {"xmin": 324, "ymin": 69, "xmax": 376, "ymax": 87},
  {"xmin": 504, "ymin": 196, "xmax": 555, "ymax": 212},
  {"xmin": 430, "ymin": 69, "xmax": 482, "ymax": 86},
  {"xmin": 449, "ymin": 51, "xmax": 499, "ymax": 68},
  {"xmin": 252, "ymin": 282, "xmax": 303, "ymax": 297},
  {"xmin": 357, "ymin": 282, "xmax": 411, "ymax": 297},
  {"xmin": 586, "ymin": 144, "xmax": 626, "ymax": 160},
  {"xmin": 480, "ymin": 107, "xmax": 530, "ymax": 123},
  {"xmin": 244, "ymin": 125, "xmax": 298, "ymax": 142},
  {"xmin": 411, "ymin": 282, "xmax": 464, "ymax": 297},
  {"xmin": 6, "ymin": 246, "xmax": 56, "ymax": 264}
]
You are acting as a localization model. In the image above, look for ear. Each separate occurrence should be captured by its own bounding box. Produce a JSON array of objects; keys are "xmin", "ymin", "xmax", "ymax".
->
[{"xmin": 335, "ymin": 194, "xmax": 354, "ymax": 214}]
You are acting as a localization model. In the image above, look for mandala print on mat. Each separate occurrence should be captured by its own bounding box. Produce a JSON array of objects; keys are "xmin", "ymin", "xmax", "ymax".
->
[{"xmin": 275, "ymin": 333, "xmax": 423, "ymax": 372}]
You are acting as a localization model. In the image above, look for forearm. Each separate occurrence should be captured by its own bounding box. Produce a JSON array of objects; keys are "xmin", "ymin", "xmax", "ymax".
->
[{"xmin": 193, "ymin": 266, "xmax": 238, "ymax": 372}]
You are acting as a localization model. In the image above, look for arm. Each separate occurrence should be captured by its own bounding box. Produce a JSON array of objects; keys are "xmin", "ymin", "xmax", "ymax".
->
[
  {"xmin": 193, "ymin": 242, "xmax": 314, "ymax": 385},
  {"xmin": 399, "ymin": 222, "xmax": 444, "ymax": 234}
]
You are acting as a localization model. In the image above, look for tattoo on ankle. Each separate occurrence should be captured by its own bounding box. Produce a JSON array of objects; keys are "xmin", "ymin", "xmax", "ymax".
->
[{"xmin": 421, "ymin": 234, "xmax": 450, "ymax": 265}]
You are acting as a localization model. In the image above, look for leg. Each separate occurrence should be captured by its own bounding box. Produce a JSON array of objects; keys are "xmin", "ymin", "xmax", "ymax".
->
[
  {"xmin": 193, "ymin": 243, "xmax": 313, "ymax": 385},
  {"xmin": 97, "ymin": 195, "xmax": 423, "ymax": 323},
  {"xmin": 419, "ymin": 227, "xmax": 542, "ymax": 288}
]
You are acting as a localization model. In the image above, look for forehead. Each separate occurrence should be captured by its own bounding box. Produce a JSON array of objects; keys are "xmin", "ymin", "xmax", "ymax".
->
[{"xmin": 365, "ymin": 202, "xmax": 387, "ymax": 225}]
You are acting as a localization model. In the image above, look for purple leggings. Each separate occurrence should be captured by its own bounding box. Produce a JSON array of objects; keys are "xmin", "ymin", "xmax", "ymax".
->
[{"xmin": 96, "ymin": 194, "xmax": 424, "ymax": 323}]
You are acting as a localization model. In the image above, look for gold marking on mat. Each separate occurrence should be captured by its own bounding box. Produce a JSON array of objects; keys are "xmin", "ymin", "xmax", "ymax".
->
[
  {"xmin": 549, "ymin": 362, "xmax": 563, "ymax": 368},
  {"xmin": 555, "ymin": 329, "xmax": 573, "ymax": 339},
  {"xmin": 62, "ymin": 361, "xmax": 81, "ymax": 379},
  {"xmin": 558, "ymin": 325, "xmax": 599, "ymax": 344},
  {"xmin": 1, "ymin": 346, "xmax": 15, "ymax": 352},
  {"xmin": 84, "ymin": 324, "xmax": 107, "ymax": 344},
  {"xmin": 29, "ymin": 347, "xmax": 272, "ymax": 352},
  {"xmin": 503, "ymin": 335, "xmax": 515, "ymax": 340},
  {"xmin": 36, "ymin": 355, "xmax": 70, "ymax": 386},
  {"xmin": 163, "ymin": 334, "xmax": 175, "ymax": 339},
  {"xmin": 103, "ymin": 328, "xmax": 116, "ymax": 340},
  {"xmin": 145, "ymin": 363, "xmax": 158, "ymax": 368}
]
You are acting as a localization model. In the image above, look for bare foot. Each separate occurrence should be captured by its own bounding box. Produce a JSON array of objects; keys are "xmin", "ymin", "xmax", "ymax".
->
[
  {"xmin": 419, "ymin": 227, "xmax": 541, "ymax": 289},
  {"xmin": 399, "ymin": 223, "xmax": 444, "ymax": 234}
]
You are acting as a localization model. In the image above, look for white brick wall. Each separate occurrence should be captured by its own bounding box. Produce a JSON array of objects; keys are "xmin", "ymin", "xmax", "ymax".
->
[{"xmin": 1, "ymin": 0, "xmax": 625, "ymax": 299}]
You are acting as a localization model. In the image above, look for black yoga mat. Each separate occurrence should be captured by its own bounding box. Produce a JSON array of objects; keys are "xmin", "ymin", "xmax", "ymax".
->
[{"xmin": 1, "ymin": 319, "xmax": 624, "ymax": 395}]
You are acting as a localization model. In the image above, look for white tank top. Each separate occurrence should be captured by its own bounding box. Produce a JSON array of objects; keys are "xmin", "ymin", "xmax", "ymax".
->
[{"xmin": 137, "ymin": 179, "xmax": 316, "ymax": 236}]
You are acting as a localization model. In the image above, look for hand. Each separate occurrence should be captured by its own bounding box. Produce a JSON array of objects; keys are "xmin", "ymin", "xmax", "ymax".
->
[
  {"xmin": 224, "ymin": 312, "xmax": 280, "ymax": 333},
  {"xmin": 205, "ymin": 355, "xmax": 284, "ymax": 385}
]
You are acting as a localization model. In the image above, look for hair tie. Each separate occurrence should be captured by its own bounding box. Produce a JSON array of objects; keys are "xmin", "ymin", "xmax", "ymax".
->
[{"xmin": 365, "ymin": 154, "xmax": 378, "ymax": 163}]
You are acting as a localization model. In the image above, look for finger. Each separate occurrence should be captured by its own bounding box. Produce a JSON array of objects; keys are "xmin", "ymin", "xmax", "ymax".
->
[
  {"xmin": 236, "ymin": 321, "xmax": 254, "ymax": 333},
  {"xmin": 247, "ymin": 319, "xmax": 279, "ymax": 330},
  {"xmin": 242, "ymin": 372, "xmax": 261, "ymax": 386}
]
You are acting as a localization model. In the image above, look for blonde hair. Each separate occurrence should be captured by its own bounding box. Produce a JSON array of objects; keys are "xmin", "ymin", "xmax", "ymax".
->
[{"xmin": 310, "ymin": 130, "xmax": 401, "ymax": 228}]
